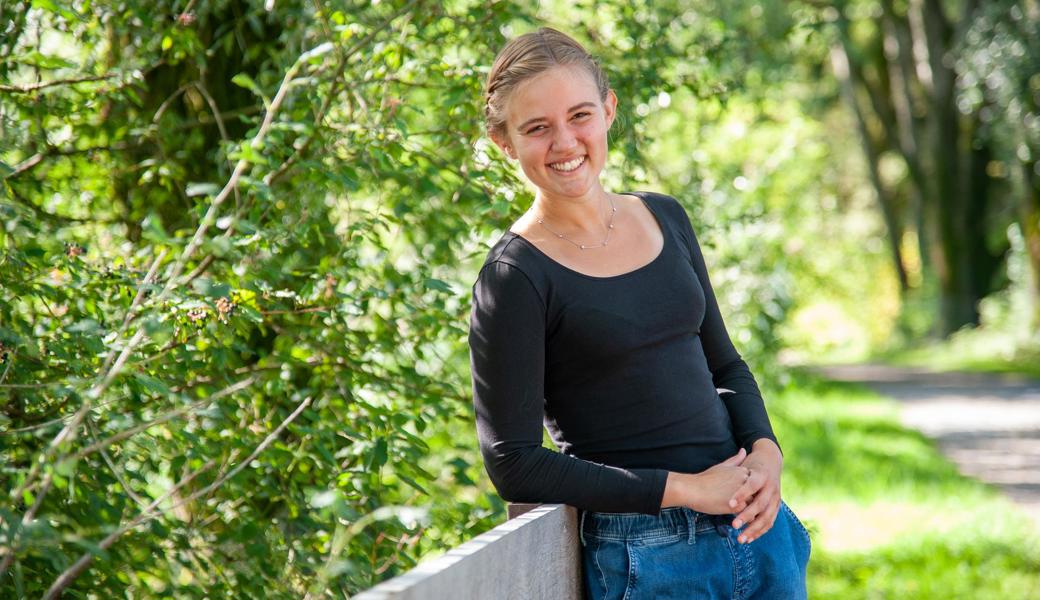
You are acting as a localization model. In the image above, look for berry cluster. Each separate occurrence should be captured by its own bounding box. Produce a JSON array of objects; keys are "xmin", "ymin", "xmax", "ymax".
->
[
  {"xmin": 215, "ymin": 297, "xmax": 235, "ymax": 323},
  {"xmin": 64, "ymin": 243, "xmax": 86, "ymax": 258}
]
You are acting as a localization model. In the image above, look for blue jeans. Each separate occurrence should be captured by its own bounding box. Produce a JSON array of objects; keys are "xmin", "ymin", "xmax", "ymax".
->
[{"xmin": 579, "ymin": 500, "xmax": 811, "ymax": 600}]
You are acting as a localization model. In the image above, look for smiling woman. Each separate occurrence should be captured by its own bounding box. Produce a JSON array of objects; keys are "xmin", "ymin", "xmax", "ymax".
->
[
  {"xmin": 467, "ymin": 27, "xmax": 809, "ymax": 599},
  {"xmin": 496, "ymin": 67, "xmax": 611, "ymax": 214}
]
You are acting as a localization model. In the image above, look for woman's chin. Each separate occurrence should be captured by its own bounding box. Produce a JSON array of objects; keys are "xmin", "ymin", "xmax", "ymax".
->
[{"xmin": 536, "ymin": 169, "xmax": 600, "ymax": 196}]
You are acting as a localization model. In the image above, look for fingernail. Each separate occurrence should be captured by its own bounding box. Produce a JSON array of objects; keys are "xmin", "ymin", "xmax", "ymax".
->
[{"xmin": 734, "ymin": 519, "xmax": 743, "ymax": 528}]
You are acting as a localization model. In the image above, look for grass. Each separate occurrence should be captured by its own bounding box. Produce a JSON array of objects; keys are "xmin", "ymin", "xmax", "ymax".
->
[
  {"xmin": 772, "ymin": 370, "xmax": 1040, "ymax": 599},
  {"xmin": 870, "ymin": 325, "xmax": 1040, "ymax": 380}
]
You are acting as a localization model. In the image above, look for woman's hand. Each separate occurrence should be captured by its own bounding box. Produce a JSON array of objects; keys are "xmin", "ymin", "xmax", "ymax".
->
[
  {"xmin": 727, "ymin": 438, "xmax": 783, "ymax": 544},
  {"xmin": 662, "ymin": 448, "xmax": 751, "ymax": 514}
]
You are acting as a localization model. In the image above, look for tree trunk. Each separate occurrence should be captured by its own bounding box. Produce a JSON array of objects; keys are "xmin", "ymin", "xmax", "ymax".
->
[
  {"xmin": 1020, "ymin": 162, "xmax": 1040, "ymax": 328},
  {"xmin": 832, "ymin": 17, "xmax": 911, "ymax": 294},
  {"xmin": 912, "ymin": 0, "xmax": 994, "ymax": 334},
  {"xmin": 880, "ymin": 0, "xmax": 931, "ymax": 274}
]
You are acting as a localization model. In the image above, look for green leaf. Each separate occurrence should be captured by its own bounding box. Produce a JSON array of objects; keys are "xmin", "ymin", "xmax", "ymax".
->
[
  {"xmin": 16, "ymin": 49, "xmax": 75, "ymax": 69},
  {"xmin": 238, "ymin": 305, "xmax": 263, "ymax": 324},
  {"xmin": 193, "ymin": 279, "xmax": 231, "ymax": 298},
  {"xmin": 186, "ymin": 182, "xmax": 221, "ymax": 197},
  {"xmin": 232, "ymin": 142, "xmax": 269, "ymax": 166},
  {"xmin": 300, "ymin": 42, "xmax": 334, "ymax": 64},
  {"xmin": 423, "ymin": 278, "xmax": 454, "ymax": 293},
  {"xmin": 367, "ymin": 439, "xmax": 388, "ymax": 470},
  {"xmin": 202, "ymin": 236, "xmax": 233, "ymax": 257},
  {"xmin": 64, "ymin": 535, "xmax": 110, "ymax": 560},
  {"xmin": 133, "ymin": 372, "xmax": 170, "ymax": 395},
  {"xmin": 140, "ymin": 214, "xmax": 178, "ymax": 245},
  {"xmin": 54, "ymin": 458, "xmax": 78, "ymax": 477},
  {"xmin": 232, "ymin": 73, "xmax": 262, "ymax": 96},
  {"xmin": 66, "ymin": 319, "xmax": 100, "ymax": 334},
  {"xmin": 310, "ymin": 489, "xmax": 339, "ymax": 508},
  {"xmin": 397, "ymin": 473, "xmax": 429, "ymax": 495}
]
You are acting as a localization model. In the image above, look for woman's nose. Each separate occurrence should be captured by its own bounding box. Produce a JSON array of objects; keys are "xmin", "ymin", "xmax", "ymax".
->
[{"xmin": 551, "ymin": 125, "xmax": 578, "ymax": 151}]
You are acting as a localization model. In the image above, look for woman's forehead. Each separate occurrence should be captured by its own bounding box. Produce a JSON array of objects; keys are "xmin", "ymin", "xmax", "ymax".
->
[{"xmin": 507, "ymin": 65, "xmax": 600, "ymax": 122}]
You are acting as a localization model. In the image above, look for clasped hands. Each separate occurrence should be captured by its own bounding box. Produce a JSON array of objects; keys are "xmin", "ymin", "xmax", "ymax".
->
[{"xmin": 662, "ymin": 438, "xmax": 783, "ymax": 545}]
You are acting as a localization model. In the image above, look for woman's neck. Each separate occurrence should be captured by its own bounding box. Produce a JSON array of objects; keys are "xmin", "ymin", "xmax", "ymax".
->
[{"xmin": 530, "ymin": 186, "xmax": 615, "ymax": 236}]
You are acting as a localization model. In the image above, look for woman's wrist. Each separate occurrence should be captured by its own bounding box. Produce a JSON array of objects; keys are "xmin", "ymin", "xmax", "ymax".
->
[
  {"xmin": 750, "ymin": 438, "xmax": 783, "ymax": 466},
  {"xmin": 661, "ymin": 471, "xmax": 699, "ymax": 509},
  {"xmin": 751, "ymin": 437, "xmax": 782, "ymax": 459}
]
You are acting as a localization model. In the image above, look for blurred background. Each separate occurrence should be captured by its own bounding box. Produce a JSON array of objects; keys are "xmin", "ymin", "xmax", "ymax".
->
[{"xmin": 1, "ymin": 0, "xmax": 1038, "ymax": 597}]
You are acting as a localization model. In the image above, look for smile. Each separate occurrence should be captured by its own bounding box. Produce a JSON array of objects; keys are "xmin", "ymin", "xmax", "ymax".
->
[{"xmin": 548, "ymin": 155, "xmax": 586, "ymax": 172}]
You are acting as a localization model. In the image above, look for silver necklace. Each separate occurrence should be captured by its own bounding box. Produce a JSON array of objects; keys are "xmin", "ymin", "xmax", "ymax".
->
[{"xmin": 535, "ymin": 195, "xmax": 617, "ymax": 250}]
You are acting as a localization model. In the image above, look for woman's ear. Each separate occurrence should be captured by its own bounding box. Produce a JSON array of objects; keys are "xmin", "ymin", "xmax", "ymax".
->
[
  {"xmin": 604, "ymin": 89, "xmax": 618, "ymax": 130},
  {"xmin": 490, "ymin": 131, "xmax": 516, "ymax": 160}
]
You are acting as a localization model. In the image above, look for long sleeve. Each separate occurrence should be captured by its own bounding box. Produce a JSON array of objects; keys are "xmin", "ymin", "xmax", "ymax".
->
[
  {"xmin": 678, "ymin": 211, "xmax": 782, "ymax": 455},
  {"xmin": 468, "ymin": 260, "xmax": 668, "ymax": 515}
]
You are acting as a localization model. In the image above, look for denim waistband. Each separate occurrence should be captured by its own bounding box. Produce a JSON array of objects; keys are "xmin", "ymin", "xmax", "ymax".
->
[{"xmin": 579, "ymin": 506, "xmax": 734, "ymax": 546}]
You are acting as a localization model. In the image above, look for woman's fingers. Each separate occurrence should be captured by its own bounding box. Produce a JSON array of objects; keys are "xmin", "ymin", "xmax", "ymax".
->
[
  {"xmin": 736, "ymin": 495, "xmax": 780, "ymax": 544},
  {"xmin": 720, "ymin": 447, "xmax": 747, "ymax": 467},
  {"xmin": 730, "ymin": 473, "xmax": 771, "ymax": 528},
  {"xmin": 727, "ymin": 467, "xmax": 763, "ymax": 510}
]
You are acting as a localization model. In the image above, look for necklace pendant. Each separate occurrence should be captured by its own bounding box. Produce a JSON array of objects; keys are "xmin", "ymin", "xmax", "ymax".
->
[{"xmin": 533, "ymin": 194, "xmax": 618, "ymax": 251}]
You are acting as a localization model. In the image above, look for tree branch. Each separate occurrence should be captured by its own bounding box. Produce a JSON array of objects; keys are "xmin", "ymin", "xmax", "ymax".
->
[
  {"xmin": 10, "ymin": 40, "xmax": 331, "ymax": 513},
  {"xmin": 0, "ymin": 73, "xmax": 116, "ymax": 94},
  {"xmin": 266, "ymin": 0, "xmax": 422, "ymax": 187},
  {"xmin": 1, "ymin": 184, "xmax": 98, "ymax": 224},
  {"xmin": 41, "ymin": 394, "xmax": 312, "ymax": 599},
  {"xmin": 41, "ymin": 460, "xmax": 216, "ymax": 600},
  {"xmin": 68, "ymin": 376, "xmax": 257, "ymax": 463}
]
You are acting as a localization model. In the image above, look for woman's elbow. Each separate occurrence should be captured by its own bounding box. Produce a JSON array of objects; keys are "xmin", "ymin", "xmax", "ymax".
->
[{"xmin": 479, "ymin": 444, "xmax": 544, "ymax": 503}]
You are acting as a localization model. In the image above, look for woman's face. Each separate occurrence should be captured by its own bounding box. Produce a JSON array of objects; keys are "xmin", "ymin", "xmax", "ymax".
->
[{"xmin": 493, "ymin": 65, "xmax": 617, "ymax": 201}]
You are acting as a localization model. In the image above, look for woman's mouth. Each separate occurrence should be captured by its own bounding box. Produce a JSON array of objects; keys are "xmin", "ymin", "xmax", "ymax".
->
[{"xmin": 548, "ymin": 155, "xmax": 586, "ymax": 173}]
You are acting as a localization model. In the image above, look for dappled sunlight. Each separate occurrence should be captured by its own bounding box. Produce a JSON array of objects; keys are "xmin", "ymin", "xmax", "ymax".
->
[{"xmin": 799, "ymin": 498, "xmax": 1037, "ymax": 553}]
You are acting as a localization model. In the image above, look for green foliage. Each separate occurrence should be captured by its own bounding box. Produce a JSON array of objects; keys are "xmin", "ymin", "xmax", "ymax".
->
[
  {"xmin": 0, "ymin": 1, "xmax": 814, "ymax": 597},
  {"xmin": 769, "ymin": 372, "xmax": 1040, "ymax": 598},
  {"xmin": 0, "ymin": 1, "xmax": 520, "ymax": 597},
  {"xmin": 8, "ymin": 0, "xmax": 1025, "ymax": 596}
]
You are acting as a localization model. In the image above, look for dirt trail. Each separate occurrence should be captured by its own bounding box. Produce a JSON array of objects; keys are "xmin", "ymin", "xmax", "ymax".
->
[{"xmin": 812, "ymin": 364, "xmax": 1040, "ymax": 522}]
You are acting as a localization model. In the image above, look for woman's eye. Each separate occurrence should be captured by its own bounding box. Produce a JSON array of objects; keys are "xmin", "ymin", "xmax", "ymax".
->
[{"xmin": 524, "ymin": 114, "xmax": 588, "ymax": 135}]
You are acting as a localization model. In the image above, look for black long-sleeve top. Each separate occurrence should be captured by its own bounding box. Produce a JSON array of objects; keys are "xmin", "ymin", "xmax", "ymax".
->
[{"xmin": 467, "ymin": 191, "xmax": 780, "ymax": 516}]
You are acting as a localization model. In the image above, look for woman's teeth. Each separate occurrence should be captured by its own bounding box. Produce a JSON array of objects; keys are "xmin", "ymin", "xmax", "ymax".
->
[{"xmin": 549, "ymin": 155, "xmax": 586, "ymax": 172}]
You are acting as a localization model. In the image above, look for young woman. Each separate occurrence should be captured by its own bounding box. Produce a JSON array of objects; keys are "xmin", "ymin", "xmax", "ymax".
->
[{"xmin": 467, "ymin": 27, "xmax": 811, "ymax": 599}]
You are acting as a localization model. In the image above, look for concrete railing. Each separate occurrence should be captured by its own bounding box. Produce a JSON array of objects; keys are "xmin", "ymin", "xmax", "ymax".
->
[{"xmin": 354, "ymin": 503, "xmax": 581, "ymax": 600}]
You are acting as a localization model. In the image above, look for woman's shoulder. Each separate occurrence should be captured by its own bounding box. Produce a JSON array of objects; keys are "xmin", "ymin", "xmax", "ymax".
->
[
  {"xmin": 627, "ymin": 189, "xmax": 686, "ymax": 217},
  {"xmin": 479, "ymin": 229, "xmax": 541, "ymax": 269},
  {"xmin": 626, "ymin": 190, "xmax": 696, "ymax": 236},
  {"xmin": 472, "ymin": 231, "xmax": 552, "ymax": 294}
]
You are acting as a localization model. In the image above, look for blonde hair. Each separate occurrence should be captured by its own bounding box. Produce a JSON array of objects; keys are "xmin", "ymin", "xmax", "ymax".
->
[{"xmin": 484, "ymin": 27, "xmax": 610, "ymax": 140}]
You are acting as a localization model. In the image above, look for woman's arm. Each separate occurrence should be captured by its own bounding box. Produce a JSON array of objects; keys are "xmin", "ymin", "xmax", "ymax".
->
[
  {"xmin": 469, "ymin": 260, "xmax": 668, "ymax": 515},
  {"xmin": 673, "ymin": 199, "xmax": 785, "ymax": 541},
  {"xmin": 678, "ymin": 205, "xmax": 781, "ymax": 455}
]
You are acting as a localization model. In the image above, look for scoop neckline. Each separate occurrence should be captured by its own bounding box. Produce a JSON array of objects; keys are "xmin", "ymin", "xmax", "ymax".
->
[{"xmin": 505, "ymin": 191, "xmax": 669, "ymax": 281}]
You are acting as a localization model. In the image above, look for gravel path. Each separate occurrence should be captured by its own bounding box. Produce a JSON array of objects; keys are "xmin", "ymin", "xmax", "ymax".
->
[{"xmin": 812, "ymin": 364, "xmax": 1040, "ymax": 522}]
